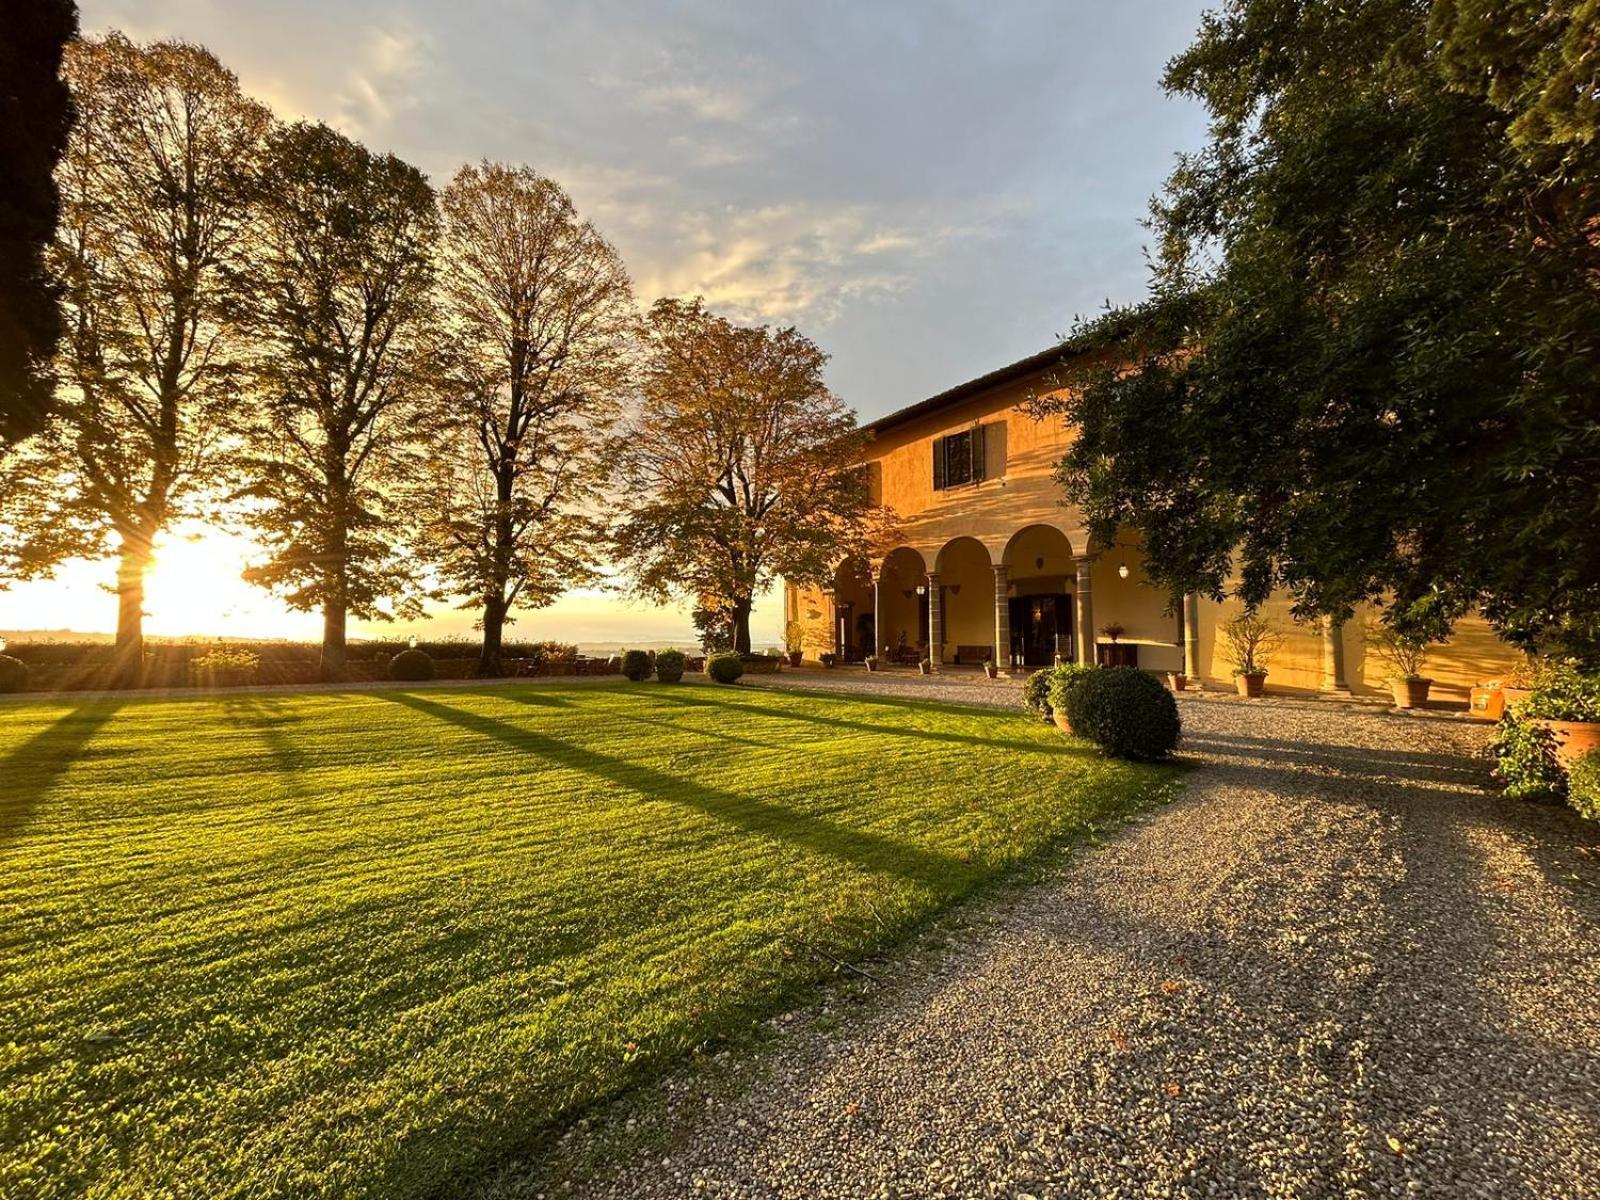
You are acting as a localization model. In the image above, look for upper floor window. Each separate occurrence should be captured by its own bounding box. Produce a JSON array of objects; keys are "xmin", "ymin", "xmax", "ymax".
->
[{"xmin": 933, "ymin": 426, "xmax": 987, "ymax": 490}]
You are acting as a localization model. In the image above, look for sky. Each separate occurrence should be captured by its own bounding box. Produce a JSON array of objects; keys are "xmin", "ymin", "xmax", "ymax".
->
[{"xmin": 0, "ymin": 0, "xmax": 1212, "ymax": 649}]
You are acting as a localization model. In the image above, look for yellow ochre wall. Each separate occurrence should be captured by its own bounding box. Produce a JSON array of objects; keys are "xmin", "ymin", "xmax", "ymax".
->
[{"xmin": 786, "ymin": 357, "xmax": 1520, "ymax": 703}]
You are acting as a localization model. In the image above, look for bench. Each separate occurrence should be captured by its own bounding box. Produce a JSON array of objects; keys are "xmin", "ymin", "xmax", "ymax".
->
[{"xmin": 952, "ymin": 644, "xmax": 994, "ymax": 665}]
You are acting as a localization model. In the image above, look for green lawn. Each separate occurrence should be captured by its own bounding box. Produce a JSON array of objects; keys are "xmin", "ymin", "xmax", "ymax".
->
[{"xmin": 0, "ymin": 680, "xmax": 1171, "ymax": 1199}]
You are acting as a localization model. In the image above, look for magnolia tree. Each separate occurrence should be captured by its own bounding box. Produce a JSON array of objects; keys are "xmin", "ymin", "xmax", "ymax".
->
[
  {"xmin": 418, "ymin": 163, "xmax": 635, "ymax": 676},
  {"xmin": 612, "ymin": 298, "xmax": 879, "ymax": 655},
  {"xmin": 232, "ymin": 122, "xmax": 439, "ymax": 680},
  {"xmin": 11, "ymin": 35, "xmax": 269, "ymax": 682}
]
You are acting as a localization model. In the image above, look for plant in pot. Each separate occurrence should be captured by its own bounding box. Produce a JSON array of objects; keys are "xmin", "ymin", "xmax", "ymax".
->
[
  {"xmin": 865, "ymin": 654, "xmax": 880, "ymax": 673},
  {"xmin": 1517, "ymin": 659, "xmax": 1600, "ymax": 770},
  {"xmin": 783, "ymin": 620, "xmax": 804, "ymax": 668},
  {"xmin": 1221, "ymin": 611, "xmax": 1281, "ymax": 698},
  {"xmin": 1100, "ymin": 621, "xmax": 1125, "ymax": 644},
  {"xmin": 1047, "ymin": 663, "xmax": 1095, "ymax": 733},
  {"xmin": 820, "ymin": 652, "xmax": 838, "ymax": 668},
  {"xmin": 917, "ymin": 658, "xmax": 932, "ymax": 675},
  {"xmin": 1368, "ymin": 624, "xmax": 1436, "ymax": 709},
  {"xmin": 982, "ymin": 658, "xmax": 999, "ymax": 679}
]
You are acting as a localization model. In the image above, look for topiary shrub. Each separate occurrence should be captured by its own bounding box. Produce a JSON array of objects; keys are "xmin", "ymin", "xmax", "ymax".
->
[
  {"xmin": 0, "ymin": 654, "xmax": 29, "ymax": 694},
  {"xmin": 389, "ymin": 648, "xmax": 435, "ymax": 681},
  {"xmin": 1022, "ymin": 668, "xmax": 1055, "ymax": 721},
  {"xmin": 655, "ymin": 648, "xmax": 686, "ymax": 683},
  {"xmin": 1568, "ymin": 750, "xmax": 1600, "ymax": 822},
  {"xmin": 706, "ymin": 652, "xmax": 744, "ymax": 684},
  {"xmin": 1063, "ymin": 667, "xmax": 1181, "ymax": 760},
  {"xmin": 1046, "ymin": 663, "xmax": 1095, "ymax": 722},
  {"xmin": 621, "ymin": 649, "xmax": 652, "ymax": 681}
]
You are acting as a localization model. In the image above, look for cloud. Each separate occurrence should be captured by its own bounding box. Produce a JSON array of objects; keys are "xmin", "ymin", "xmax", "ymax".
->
[{"xmin": 332, "ymin": 23, "xmax": 428, "ymax": 136}]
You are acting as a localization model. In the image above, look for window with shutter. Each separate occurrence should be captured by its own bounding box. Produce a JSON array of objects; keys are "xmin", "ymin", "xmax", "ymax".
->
[
  {"xmin": 932, "ymin": 438, "xmax": 947, "ymax": 489},
  {"xmin": 932, "ymin": 427, "xmax": 986, "ymax": 490}
]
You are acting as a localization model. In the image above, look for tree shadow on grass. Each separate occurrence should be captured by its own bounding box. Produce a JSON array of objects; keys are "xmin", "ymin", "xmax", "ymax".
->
[
  {"xmin": 0, "ymin": 702, "xmax": 122, "ymax": 849},
  {"xmin": 650, "ymin": 688, "xmax": 1091, "ymax": 757},
  {"xmin": 377, "ymin": 691, "xmax": 968, "ymax": 884}
]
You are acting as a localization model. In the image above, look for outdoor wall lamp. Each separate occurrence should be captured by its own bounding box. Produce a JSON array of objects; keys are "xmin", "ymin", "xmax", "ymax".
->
[
  {"xmin": 1118, "ymin": 562, "xmax": 1130, "ymax": 579},
  {"xmin": 915, "ymin": 585, "xmax": 927, "ymax": 596}
]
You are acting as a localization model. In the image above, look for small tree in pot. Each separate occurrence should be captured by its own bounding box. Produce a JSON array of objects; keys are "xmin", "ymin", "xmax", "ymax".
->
[
  {"xmin": 1222, "ymin": 611, "xmax": 1281, "ymax": 698},
  {"xmin": 783, "ymin": 620, "xmax": 804, "ymax": 668},
  {"xmin": 1368, "ymin": 624, "xmax": 1437, "ymax": 709}
]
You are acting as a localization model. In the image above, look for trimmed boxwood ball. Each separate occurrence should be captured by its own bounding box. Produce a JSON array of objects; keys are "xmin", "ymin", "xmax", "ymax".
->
[
  {"xmin": 706, "ymin": 652, "xmax": 744, "ymax": 684},
  {"xmin": 388, "ymin": 648, "xmax": 435, "ymax": 682},
  {"xmin": 0, "ymin": 654, "xmax": 29, "ymax": 694},
  {"xmin": 655, "ymin": 648, "xmax": 686, "ymax": 683},
  {"xmin": 1046, "ymin": 663, "xmax": 1095, "ymax": 720},
  {"xmin": 621, "ymin": 649, "xmax": 652, "ymax": 681},
  {"xmin": 1022, "ymin": 668, "xmax": 1055, "ymax": 721},
  {"xmin": 1569, "ymin": 751, "xmax": 1600, "ymax": 823},
  {"xmin": 1062, "ymin": 667, "xmax": 1181, "ymax": 760}
]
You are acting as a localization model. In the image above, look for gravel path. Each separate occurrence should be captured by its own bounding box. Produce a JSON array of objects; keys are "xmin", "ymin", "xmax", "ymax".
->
[{"xmin": 501, "ymin": 679, "xmax": 1600, "ymax": 1200}]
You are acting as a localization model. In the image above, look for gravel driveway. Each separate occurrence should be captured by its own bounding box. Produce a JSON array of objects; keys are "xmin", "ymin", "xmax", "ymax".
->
[{"xmin": 498, "ymin": 677, "xmax": 1600, "ymax": 1200}]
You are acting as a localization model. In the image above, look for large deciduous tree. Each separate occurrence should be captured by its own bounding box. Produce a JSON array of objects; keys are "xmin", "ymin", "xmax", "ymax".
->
[
  {"xmin": 234, "ymin": 121, "xmax": 438, "ymax": 680},
  {"xmin": 420, "ymin": 163, "xmax": 634, "ymax": 677},
  {"xmin": 612, "ymin": 298, "xmax": 877, "ymax": 655},
  {"xmin": 18, "ymin": 34, "xmax": 268, "ymax": 681},
  {"xmin": 0, "ymin": 0, "xmax": 77, "ymax": 449},
  {"xmin": 1031, "ymin": 0, "xmax": 1600, "ymax": 659}
]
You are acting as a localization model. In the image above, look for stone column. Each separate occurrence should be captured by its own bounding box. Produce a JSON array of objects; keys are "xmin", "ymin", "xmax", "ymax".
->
[
  {"xmin": 1184, "ymin": 592, "xmax": 1201, "ymax": 679},
  {"xmin": 1322, "ymin": 617, "xmax": 1350, "ymax": 692},
  {"xmin": 1074, "ymin": 557, "xmax": 1095, "ymax": 665},
  {"xmin": 925, "ymin": 572, "xmax": 942, "ymax": 668},
  {"xmin": 872, "ymin": 576, "xmax": 883, "ymax": 661},
  {"xmin": 993, "ymin": 564, "xmax": 1011, "ymax": 671}
]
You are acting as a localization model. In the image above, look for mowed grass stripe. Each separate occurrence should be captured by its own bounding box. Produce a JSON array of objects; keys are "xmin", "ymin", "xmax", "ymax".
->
[{"xmin": 0, "ymin": 681, "xmax": 1170, "ymax": 1199}]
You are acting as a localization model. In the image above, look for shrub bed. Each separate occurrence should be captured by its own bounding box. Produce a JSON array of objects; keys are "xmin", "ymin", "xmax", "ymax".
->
[
  {"xmin": 1062, "ymin": 667, "xmax": 1181, "ymax": 760},
  {"xmin": 1568, "ymin": 751, "xmax": 1600, "ymax": 822},
  {"xmin": 1022, "ymin": 668, "xmax": 1054, "ymax": 721}
]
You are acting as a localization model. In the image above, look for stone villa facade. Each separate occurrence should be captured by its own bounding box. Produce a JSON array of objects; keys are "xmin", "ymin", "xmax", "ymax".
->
[{"xmin": 784, "ymin": 345, "xmax": 1519, "ymax": 702}]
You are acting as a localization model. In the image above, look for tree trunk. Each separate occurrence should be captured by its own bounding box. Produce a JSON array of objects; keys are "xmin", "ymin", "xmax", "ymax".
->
[
  {"xmin": 321, "ymin": 600, "xmax": 347, "ymax": 682},
  {"xmin": 732, "ymin": 595, "xmax": 753, "ymax": 656},
  {"xmin": 111, "ymin": 537, "xmax": 149, "ymax": 688},
  {"xmin": 479, "ymin": 591, "xmax": 507, "ymax": 678}
]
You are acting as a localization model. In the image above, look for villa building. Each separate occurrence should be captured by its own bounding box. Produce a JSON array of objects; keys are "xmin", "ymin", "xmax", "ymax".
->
[{"xmin": 785, "ymin": 345, "xmax": 1519, "ymax": 702}]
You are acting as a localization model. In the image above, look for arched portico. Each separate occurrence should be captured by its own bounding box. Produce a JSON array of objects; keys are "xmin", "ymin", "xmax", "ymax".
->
[
  {"xmin": 876, "ymin": 547, "xmax": 929, "ymax": 663},
  {"xmin": 1001, "ymin": 524, "xmax": 1080, "ymax": 666},
  {"xmin": 933, "ymin": 537, "xmax": 993, "ymax": 665},
  {"xmin": 830, "ymin": 556, "xmax": 874, "ymax": 662}
]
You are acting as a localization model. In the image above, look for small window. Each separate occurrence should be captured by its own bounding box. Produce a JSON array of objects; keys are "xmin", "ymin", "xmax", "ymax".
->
[{"xmin": 932, "ymin": 425, "xmax": 986, "ymax": 490}]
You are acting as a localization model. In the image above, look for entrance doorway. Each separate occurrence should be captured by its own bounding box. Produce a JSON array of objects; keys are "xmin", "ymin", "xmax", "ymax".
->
[{"xmin": 1009, "ymin": 593, "xmax": 1074, "ymax": 666}]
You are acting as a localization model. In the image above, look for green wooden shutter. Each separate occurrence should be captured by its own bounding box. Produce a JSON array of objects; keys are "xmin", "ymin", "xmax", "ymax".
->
[
  {"xmin": 932, "ymin": 436, "xmax": 947, "ymax": 490},
  {"xmin": 971, "ymin": 424, "xmax": 987, "ymax": 482}
]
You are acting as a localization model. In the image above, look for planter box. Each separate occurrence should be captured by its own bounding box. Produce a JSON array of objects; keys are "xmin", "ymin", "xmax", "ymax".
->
[{"xmin": 1537, "ymin": 719, "xmax": 1600, "ymax": 770}]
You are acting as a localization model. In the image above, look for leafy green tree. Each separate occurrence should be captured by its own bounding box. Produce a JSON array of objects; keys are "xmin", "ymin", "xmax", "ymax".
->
[
  {"xmin": 612, "ymin": 298, "xmax": 877, "ymax": 656},
  {"xmin": 419, "ymin": 163, "xmax": 634, "ymax": 677},
  {"xmin": 0, "ymin": 0, "xmax": 76, "ymax": 448},
  {"xmin": 13, "ymin": 35, "xmax": 269, "ymax": 682},
  {"xmin": 233, "ymin": 122, "xmax": 439, "ymax": 680},
  {"xmin": 1031, "ymin": 0, "xmax": 1600, "ymax": 659}
]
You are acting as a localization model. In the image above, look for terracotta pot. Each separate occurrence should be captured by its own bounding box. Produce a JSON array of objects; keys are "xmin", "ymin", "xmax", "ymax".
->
[
  {"xmin": 1236, "ymin": 672, "xmax": 1266, "ymax": 699},
  {"xmin": 917, "ymin": 661, "xmax": 932, "ymax": 675},
  {"xmin": 984, "ymin": 664, "xmax": 998, "ymax": 679},
  {"xmin": 1052, "ymin": 710, "xmax": 1073, "ymax": 734},
  {"xmin": 786, "ymin": 651, "xmax": 802, "ymax": 668},
  {"xmin": 1501, "ymin": 686, "xmax": 1534, "ymax": 713},
  {"xmin": 1469, "ymin": 685, "xmax": 1504, "ymax": 722},
  {"xmin": 1392, "ymin": 677, "xmax": 1433, "ymax": 709},
  {"xmin": 1169, "ymin": 672, "xmax": 1188, "ymax": 693},
  {"xmin": 865, "ymin": 661, "xmax": 879, "ymax": 673},
  {"xmin": 1538, "ymin": 719, "xmax": 1600, "ymax": 770}
]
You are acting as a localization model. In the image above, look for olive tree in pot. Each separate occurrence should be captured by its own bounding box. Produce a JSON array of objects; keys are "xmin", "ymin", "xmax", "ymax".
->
[
  {"xmin": 1222, "ymin": 611, "xmax": 1281, "ymax": 698},
  {"xmin": 783, "ymin": 620, "xmax": 804, "ymax": 668},
  {"xmin": 1368, "ymin": 624, "xmax": 1438, "ymax": 709}
]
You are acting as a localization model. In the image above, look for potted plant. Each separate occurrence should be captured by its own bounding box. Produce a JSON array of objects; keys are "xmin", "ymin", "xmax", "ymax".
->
[
  {"xmin": 1368, "ymin": 624, "xmax": 1437, "ymax": 709},
  {"xmin": 1519, "ymin": 659, "xmax": 1600, "ymax": 769},
  {"xmin": 1221, "ymin": 611, "xmax": 1281, "ymax": 698},
  {"xmin": 1100, "ymin": 621, "xmax": 1125, "ymax": 644},
  {"xmin": 783, "ymin": 621, "xmax": 804, "ymax": 668},
  {"xmin": 917, "ymin": 658, "xmax": 932, "ymax": 675},
  {"xmin": 864, "ymin": 654, "xmax": 880, "ymax": 673},
  {"xmin": 982, "ymin": 658, "xmax": 998, "ymax": 679},
  {"xmin": 1168, "ymin": 671, "xmax": 1188, "ymax": 693},
  {"xmin": 1047, "ymin": 663, "xmax": 1094, "ymax": 733},
  {"xmin": 820, "ymin": 652, "xmax": 838, "ymax": 668}
]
